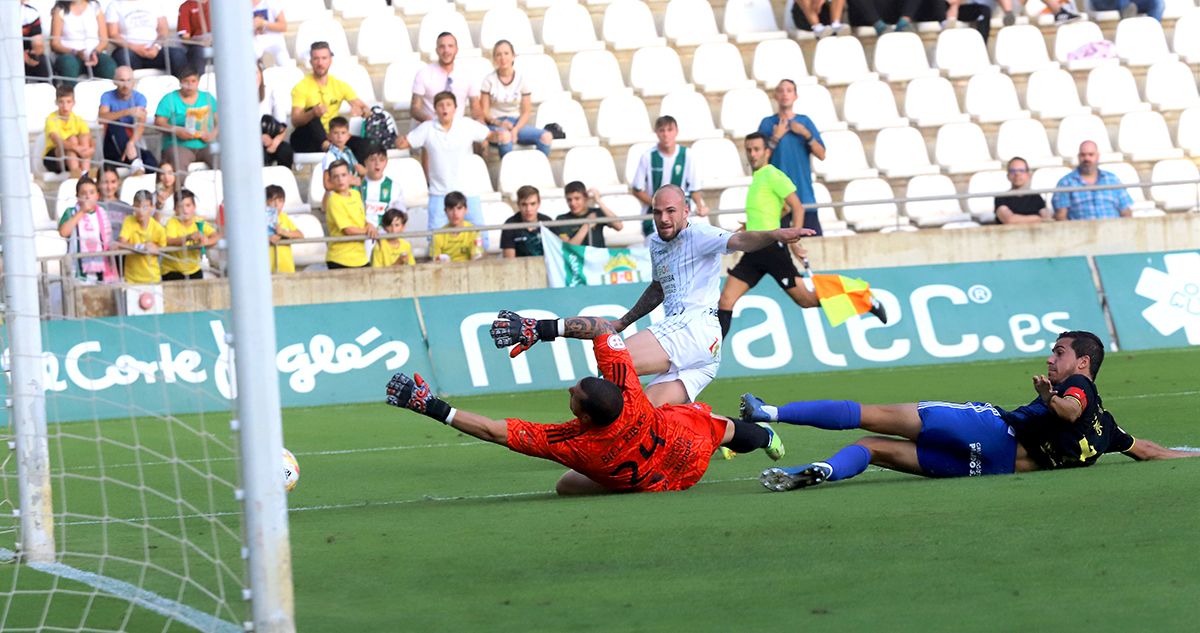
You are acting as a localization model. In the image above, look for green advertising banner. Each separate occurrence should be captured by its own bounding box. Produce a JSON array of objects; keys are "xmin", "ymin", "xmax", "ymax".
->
[
  {"xmin": 1095, "ymin": 250, "xmax": 1200, "ymax": 350},
  {"xmin": 421, "ymin": 257, "xmax": 1110, "ymax": 395},
  {"xmin": 3, "ymin": 299, "xmax": 432, "ymax": 424}
]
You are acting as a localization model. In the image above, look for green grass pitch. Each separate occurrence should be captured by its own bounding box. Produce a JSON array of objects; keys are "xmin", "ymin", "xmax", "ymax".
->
[{"xmin": 4, "ymin": 347, "xmax": 1199, "ymax": 632}]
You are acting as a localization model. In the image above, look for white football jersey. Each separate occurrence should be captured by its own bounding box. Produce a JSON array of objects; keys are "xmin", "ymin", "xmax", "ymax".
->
[{"xmin": 648, "ymin": 221, "xmax": 733, "ymax": 317}]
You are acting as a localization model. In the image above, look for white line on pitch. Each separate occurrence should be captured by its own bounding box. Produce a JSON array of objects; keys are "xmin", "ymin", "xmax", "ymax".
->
[
  {"xmin": 0, "ymin": 548, "xmax": 240, "ymax": 633},
  {"xmin": 63, "ymin": 441, "xmax": 487, "ymax": 472}
]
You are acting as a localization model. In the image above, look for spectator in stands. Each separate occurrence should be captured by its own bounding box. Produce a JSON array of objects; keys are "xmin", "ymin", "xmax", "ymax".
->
[
  {"xmin": 501, "ymin": 185, "xmax": 552, "ymax": 258},
  {"xmin": 1053, "ymin": 142, "xmax": 1132, "ymax": 221},
  {"xmin": 396, "ymin": 91, "xmax": 504, "ymax": 237},
  {"xmin": 252, "ymin": 0, "xmax": 290, "ymax": 67},
  {"xmin": 256, "ymin": 63, "xmax": 293, "ymax": 168},
  {"xmin": 154, "ymin": 161, "xmax": 178, "ymax": 220},
  {"xmin": 98, "ymin": 65, "xmax": 157, "ymax": 174},
  {"xmin": 757, "ymin": 79, "xmax": 826, "ymax": 234},
  {"xmin": 290, "ymin": 41, "xmax": 368, "ymax": 158},
  {"xmin": 944, "ymin": 0, "xmax": 1000, "ymax": 41},
  {"xmin": 554, "ymin": 181, "xmax": 623, "ymax": 248},
  {"xmin": 106, "ymin": 0, "xmax": 187, "ymax": 77},
  {"xmin": 97, "ymin": 165, "xmax": 134, "ymax": 228},
  {"xmin": 630, "ymin": 115, "xmax": 708, "ymax": 238},
  {"xmin": 359, "ymin": 145, "xmax": 401, "ymax": 228},
  {"xmin": 50, "ymin": 0, "xmax": 117, "ymax": 83},
  {"xmin": 43, "ymin": 84, "xmax": 95, "ymax": 179},
  {"xmin": 995, "ymin": 157, "xmax": 1051, "ymax": 224},
  {"xmin": 58, "ymin": 176, "xmax": 117, "ymax": 282},
  {"xmin": 323, "ymin": 160, "xmax": 377, "ymax": 270},
  {"xmin": 265, "ymin": 184, "xmax": 303, "ymax": 274},
  {"xmin": 411, "ymin": 32, "xmax": 479, "ymax": 122},
  {"xmin": 791, "ymin": 0, "xmax": 847, "ymax": 38},
  {"xmin": 1089, "ymin": 0, "xmax": 1162, "ymax": 20},
  {"xmin": 431, "ymin": 191, "xmax": 483, "ymax": 263},
  {"xmin": 163, "ymin": 189, "xmax": 218, "ymax": 280},
  {"xmin": 155, "ymin": 65, "xmax": 217, "ymax": 170},
  {"xmin": 478, "ymin": 40, "xmax": 551, "ymax": 158},
  {"xmin": 321, "ymin": 117, "xmax": 365, "ymax": 190},
  {"xmin": 116, "ymin": 189, "xmax": 166, "ymax": 284},
  {"xmin": 372, "ymin": 206, "xmax": 416, "ymax": 267},
  {"xmin": 176, "ymin": 0, "xmax": 212, "ymax": 74},
  {"xmin": 22, "ymin": 1, "xmax": 51, "ymax": 82}
]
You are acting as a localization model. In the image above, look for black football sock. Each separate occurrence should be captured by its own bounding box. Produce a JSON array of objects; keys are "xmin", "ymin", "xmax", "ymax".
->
[
  {"xmin": 717, "ymin": 309, "xmax": 733, "ymax": 339},
  {"xmin": 724, "ymin": 420, "xmax": 771, "ymax": 453}
]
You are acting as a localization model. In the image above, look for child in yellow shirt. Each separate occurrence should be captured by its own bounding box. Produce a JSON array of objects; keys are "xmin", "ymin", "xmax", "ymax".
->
[
  {"xmin": 266, "ymin": 184, "xmax": 304, "ymax": 273},
  {"xmin": 117, "ymin": 190, "xmax": 168, "ymax": 284},
  {"xmin": 43, "ymin": 85, "xmax": 95, "ymax": 178},
  {"xmin": 371, "ymin": 206, "xmax": 415, "ymax": 267},
  {"xmin": 323, "ymin": 159, "xmax": 377, "ymax": 268},
  {"xmin": 163, "ymin": 189, "xmax": 221, "ymax": 280},
  {"xmin": 431, "ymin": 191, "xmax": 483, "ymax": 263}
]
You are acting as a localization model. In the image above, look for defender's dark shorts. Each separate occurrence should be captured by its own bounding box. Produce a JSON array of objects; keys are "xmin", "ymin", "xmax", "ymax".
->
[{"xmin": 727, "ymin": 242, "xmax": 801, "ymax": 289}]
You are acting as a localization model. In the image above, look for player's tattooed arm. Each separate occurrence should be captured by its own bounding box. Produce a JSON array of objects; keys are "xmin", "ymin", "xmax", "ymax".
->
[
  {"xmin": 561, "ymin": 317, "xmax": 617, "ymax": 339},
  {"xmin": 612, "ymin": 281, "xmax": 664, "ymax": 332}
]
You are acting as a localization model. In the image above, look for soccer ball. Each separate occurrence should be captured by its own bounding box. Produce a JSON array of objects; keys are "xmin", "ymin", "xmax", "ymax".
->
[{"xmin": 282, "ymin": 448, "xmax": 300, "ymax": 493}]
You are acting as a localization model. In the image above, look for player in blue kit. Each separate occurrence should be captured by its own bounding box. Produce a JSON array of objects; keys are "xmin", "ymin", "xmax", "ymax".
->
[{"xmin": 742, "ymin": 330, "xmax": 1198, "ymax": 491}]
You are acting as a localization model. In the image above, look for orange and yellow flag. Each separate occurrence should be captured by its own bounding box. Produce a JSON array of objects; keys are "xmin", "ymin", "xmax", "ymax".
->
[{"xmin": 812, "ymin": 274, "xmax": 874, "ymax": 327}]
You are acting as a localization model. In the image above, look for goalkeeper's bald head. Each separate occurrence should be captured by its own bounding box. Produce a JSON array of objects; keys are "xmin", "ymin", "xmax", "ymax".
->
[{"xmin": 571, "ymin": 376, "xmax": 624, "ymax": 427}]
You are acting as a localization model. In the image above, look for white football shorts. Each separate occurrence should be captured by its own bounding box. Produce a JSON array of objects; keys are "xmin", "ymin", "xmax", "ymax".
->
[{"xmin": 646, "ymin": 308, "xmax": 722, "ymax": 402}]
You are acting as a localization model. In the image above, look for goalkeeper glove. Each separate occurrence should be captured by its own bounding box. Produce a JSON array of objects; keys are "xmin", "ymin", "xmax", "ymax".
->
[
  {"xmin": 489, "ymin": 310, "xmax": 559, "ymax": 358},
  {"xmin": 385, "ymin": 372, "xmax": 452, "ymax": 423}
]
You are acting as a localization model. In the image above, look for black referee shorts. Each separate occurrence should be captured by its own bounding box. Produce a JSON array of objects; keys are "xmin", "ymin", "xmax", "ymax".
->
[{"xmin": 727, "ymin": 242, "xmax": 801, "ymax": 289}]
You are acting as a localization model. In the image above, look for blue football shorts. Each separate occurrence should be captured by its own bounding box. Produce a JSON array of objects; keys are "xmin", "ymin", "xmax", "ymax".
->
[{"xmin": 915, "ymin": 401, "xmax": 1018, "ymax": 478}]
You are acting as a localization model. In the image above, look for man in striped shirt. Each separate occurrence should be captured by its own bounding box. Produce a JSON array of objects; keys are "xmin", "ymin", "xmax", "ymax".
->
[{"xmin": 492, "ymin": 184, "xmax": 812, "ymax": 406}]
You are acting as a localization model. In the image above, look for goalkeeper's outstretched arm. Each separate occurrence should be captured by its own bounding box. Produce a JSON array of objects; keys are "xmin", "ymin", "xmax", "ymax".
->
[
  {"xmin": 490, "ymin": 312, "xmax": 619, "ymax": 357},
  {"xmin": 385, "ymin": 372, "xmax": 508, "ymax": 444}
]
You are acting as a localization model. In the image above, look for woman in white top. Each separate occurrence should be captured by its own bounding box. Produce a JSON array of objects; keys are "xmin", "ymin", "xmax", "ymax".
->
[
  {"xmin": 50, "ymin": 0, "xmax": 117, "ymax": 81},
  {"xmin": 106, "ymin": 0, "xmax": 186, "ymax": 76},
  {"xmin": 477, "ymin": 40, "xmax": 551, "ymax": 158},
  {"xmin": 257, "ymin": 64, "xmax": 293, "ymax": 168},
  {"xmin": 251, "ymin": 0, "xmax": 290, "ymax": 66}
]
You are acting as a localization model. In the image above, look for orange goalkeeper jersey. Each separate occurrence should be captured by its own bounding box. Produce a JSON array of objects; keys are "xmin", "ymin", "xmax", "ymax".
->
[{"xmin": 505, "ymin": 334, "xmax": 728, "ymax": 492}]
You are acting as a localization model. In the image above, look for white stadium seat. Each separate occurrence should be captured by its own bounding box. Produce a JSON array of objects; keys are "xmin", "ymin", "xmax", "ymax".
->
[
  {"xmin": 841, "ymin": 178, "xmax": 911, "ymax": 232},
  {"xmin": 24, "ymin": 82, "xmax": 57, "ymax": 131},
  {"xmin": 934, "ymin": 122, "xmax": 1001, "ymax": 174},
  {"xmin": 1116, "ymin": 112, "xmax": 1185, "ymax": 162},
  {"xmin": 624, "ymin": 142, "xmax": 657, "ymax": 185},
  {"xmin": 722, "ymin": 0, "xmax": 788, "ymax": 43},
  {"xmin": 1025, "ymin": 68, "xmax": 1092, "ymax": 120},
  {"xmin": 1178, "ymin": 107, "xmax": 1200, "ymax": 157},
  {"xmin": 934, "ymin": 29, "xmax": 999, "ymax": 79},
  {"xmin": 1084, "ymin": 64, "xmax": 1150, "ymax": 117},
  {"xmin": 262, "ymin": 166, "xmax": 307, "ymax": 214},
  {"xmin": 691, "ymin": 42, "xmax": 757, "ymax": 93},
  {"xmin": 294, "ymin": 18, "xmax": 351, "ymax": 63},
  {"xmin": 596, "ymin": 94, "xmax": 655, "ymax": 146},
  {"xmin": 1162, "ymin": 0, "xmax": 1196, "ymax": 18},
  {"xmin": 1143, "ymin": 60, "xmax": 1200, "ymax": 112},
  {"xmin": 1056, "ymin": 114, "xmax": 1123, "ymax": 163},
  {"xmin": 561, "ymin": 146, "xmax": 625, "ymax": 196},
  {"xmin": 330, "ymin": 57, "xmax": 378, "ymax": 107},
  {"xmin": 119, "ymin": 173, "xmax": 157, "ymax": 206},
  {"xmin": 903, "ymin": 76, "xmax": 969, "ymax": 127},
  {"xmin": 535, "ymin": 95, "xmax": 598, "ymax": 150},
  {"xmin": 357, "ymin": 14, "xmax": 417, "ymax": 65},
  {"xmin": 842, "ymin": 79, "xmax": 909, "ymax": 131},
  {"xmin": 35, "ymin": 230, "xmax": 68, "ymax": 276},
  {"xmin": 1173, "ymin": 9, "xmax": 1200, "ymax": 64},
  {"xmin": 595, "ymin": 194, "xmax": 647, "ymax": 248},
  {"xmin": 663, "ymin": 0, "xmax": 728, "ymax": 46},
  {"xmin": 812, "ymin": 36, "xmax": 875, "ymax": 86},
  {"xmin": 387, "ymin": 157, "xmax": 430, "ymax": 210},
  {"xmin": 872, "ymin": 126, "xmax": 940, "ymax": 178},
  {"xmin": 994, "ymin": 25, "xmax": 1058, "ymax": 75},
  {"xmin": 499, "ymin": 150, "xmax": 560, "ymax": 200},
  {"xmin": 720, "ymin": 88, "xmax": 773, "ymax": 138},
  {"xmin": 812, "ymin": 130, "xmax": 879, "ymax": 182},
  {"xmin": 383, "ymin": 58, "xmax": 423, "ymax": 112},
  {"xmin": 904, "ymin": 174, "xmax": 976, "ymax": 228},
  {"xmin": 872, "ymin": 32, "xmax": 938, "ymax": 83},
  {"xmin": 479, "ymin": 5, "xmax": 542, "ymax": 54},
  {"xmin": 964, "ymin": 73, "xmax": 1029, "ymax": 124},
  {"xmin": 480, "ymin": 201, "xmax": 515, "ymax": 255},
  {"xmin": 333, "ymin": 0, "xmax": 390, "ymax": 19},
  {"xmin": 601, "ymin": 0, "xmax": 667, "ymax": 50},
  {"xmin": 965, "ymin": 170, "xmax": 1012, "ymax": 222},
  {"xmin": 289, "ymin": 213, "xmax": 327, "ymax": 270},
  {"xmin": 135, "ymin": 75, "xmax": 180, "ymax": 120},
  {"xmin": 751, "ymin": 39, "xmax": 816, "ymax": 87},
  {"xmin": 996, "ymin": 119, "xmax": 1063, "ymax": 168},
  {"xmin": 794, "ymin": 84, "xmax": 848, "ymax": 132},
  {"xmin": 73, "ymin": 79, "xmax": 115, "ymax": 123},
  {"xmin": 459, "ymin": 154, "xmax": 503, "ymax": 202},
  {"xmin": 690, "ymin": 138, "xmax": 752, "ymax": 190},
  {"xmin": 568, "ymin": 50, "xmax": 628, "ymax": 101},
  {"xmin": 1114, "ymin": 16, "xmax": 1174, "ymax": 67},
  {"xmin": 716, "ymin": 186, "xmax": 748, "ymax": 231},
  {"xmin": 262, "ymin": 64, "xmax": 303, "ymax": 95},
  {"xmin": 541, "ymin": 1, "xmax": 605, "ymax": 54},
  {"xmin": 1031, "ymin": 165, "xmax": 1071, "ymax": 210},
  {"xmin": 284, "ymin": 0, "xmax": 328, "ymax": 23},
  {"xmin": 514, "ymin": 54, "xmax": 566, "ymax": 104},
  {"xmin": 1053, "ymin": 21, "xmax": 1109, "ymax": 70},
  {"xmin": 658, "ymin": 89, "xmax": 724, "ymax": 142},
  {"xmin": 183, "ymin": 170, "xmax": 222, "ymax": 219},
  {"xmin": 1149, "ymin": 159, "xmax": 1200, "ymax": 211},
  {"xmin": 629, "ymin": 47, "xmax": 690, "ymax": 98}
]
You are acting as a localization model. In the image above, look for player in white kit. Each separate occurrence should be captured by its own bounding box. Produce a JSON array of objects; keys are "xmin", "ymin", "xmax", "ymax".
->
[{"xmin": 491, "ymin": 185, "xmax": 813, "ymax": 406}]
